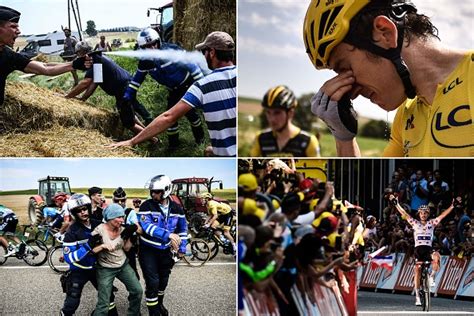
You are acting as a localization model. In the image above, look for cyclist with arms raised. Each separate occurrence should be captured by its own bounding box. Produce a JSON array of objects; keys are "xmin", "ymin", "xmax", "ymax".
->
[
  {"xmin": 304, "ymin": 0, "xmax": 473, "ymax": 157},
  {"xmin": 389, "ymin": 194, "xmax": 454, "ymax": 305}
]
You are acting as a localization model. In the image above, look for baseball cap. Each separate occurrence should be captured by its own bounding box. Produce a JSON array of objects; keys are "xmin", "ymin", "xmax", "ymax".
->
[
  {"xmin": 88, "ymin": 186, "xmax": 102, "ymax": 196},
  {"xmin": 0, "ymin": 6, "xmax": 20, "ymax": 23},
  {"xmin": 195, "ymin": 31, "xmax": 235, "ymax": 51}
]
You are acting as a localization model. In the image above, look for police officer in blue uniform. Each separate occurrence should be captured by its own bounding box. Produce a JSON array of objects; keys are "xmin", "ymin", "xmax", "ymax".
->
[
  {"xmin": 123, "ymin": 28, "xmax": 205, "ymax": 150},
  {"xmin": 138, "ymin": 175, "xmax": 188, "ymax": 316},
  {"xmin": 60, "ymin": 193, "xmax": 117, "ymax": 316}
]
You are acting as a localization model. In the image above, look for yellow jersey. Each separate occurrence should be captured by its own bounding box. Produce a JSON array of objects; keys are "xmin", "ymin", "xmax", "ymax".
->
[
  {"xmin": 207, "ymin": 200, "xmax": 232, "ymax": 216},
  {"xmin": 384, "ymin": 52, "xmax": 474, "ymax": 157}
]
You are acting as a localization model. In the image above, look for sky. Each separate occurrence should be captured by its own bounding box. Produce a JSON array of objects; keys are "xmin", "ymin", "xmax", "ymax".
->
[
  {"xmin": 238, "ymin": 0, "xmax": 474, "ymax": 121},
  {"xmin": 0, "ymin": 159, "xmax": 236, "ymax": 191},
  {"xmin": 0, "ymin": 0, "xmax": 170, "ymax": 34}
]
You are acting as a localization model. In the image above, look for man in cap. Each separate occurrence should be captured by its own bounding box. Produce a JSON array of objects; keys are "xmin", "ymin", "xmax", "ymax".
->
[
  {"xmin": 0, "ymin": 6, "xmax": 91, "ymax": 105},
  {"xmin": 109, "ymin": 31, "xmax": 237, "ymax": 157},
  {"xmin": 66, "ymin": 41, "xmax": 154, "ymax": 135},
  {"xmin": 88, "ymin": 186, "xmax": 106, "ymax": 221}
]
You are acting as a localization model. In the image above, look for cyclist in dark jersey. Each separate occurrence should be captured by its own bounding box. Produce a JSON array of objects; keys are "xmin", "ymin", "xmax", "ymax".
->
[{"xmin": 250, "ymin": 85, "xmax": 320, "ymax": 157}]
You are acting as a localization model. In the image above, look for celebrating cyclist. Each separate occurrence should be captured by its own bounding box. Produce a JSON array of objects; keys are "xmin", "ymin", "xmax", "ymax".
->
[
  {"xmin": 389, "ymin": 194, "xmax": 454, "ymax": 305},
  {"xmin": 304, "ymin": 0, "xmax": 473, "ymax": 157},
  {"xmin": 250, "ymin": 85, "xmax": 320, "ymax": 157},
  {"xmin": 201, "ymin": 192, "xmax": 236, "ymax": 254}
]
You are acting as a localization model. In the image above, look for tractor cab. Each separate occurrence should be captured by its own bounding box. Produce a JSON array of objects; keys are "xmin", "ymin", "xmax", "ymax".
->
[
  {"xmin": 28, "ymin": 176, "xmax": 71, "ymax": 224},
  {"xmin": 147, "ymin": 1, "xmax": 174, "ymax": 43}
]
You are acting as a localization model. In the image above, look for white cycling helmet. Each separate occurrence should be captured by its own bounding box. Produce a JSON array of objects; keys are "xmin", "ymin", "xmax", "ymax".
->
[
  {"xmin": 137, "ymin": 27, "xmax": 161, "ymax": 48},
  {"xmin": 67, "ymin": 193, "xmax": 92, "ymax": 217},
  {"xmin": 146, "ymin": 175, "xmax": 172, "ymax": 199}
]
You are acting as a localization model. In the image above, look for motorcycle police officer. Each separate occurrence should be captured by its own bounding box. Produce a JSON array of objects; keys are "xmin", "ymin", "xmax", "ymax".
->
[{"xmin": 138, "ymin": 175, "xmax": 188, "ymax": 315}]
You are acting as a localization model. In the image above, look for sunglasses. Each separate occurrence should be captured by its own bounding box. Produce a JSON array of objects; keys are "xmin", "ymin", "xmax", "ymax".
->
[
  {"xmin": 150, "ymin": 190, "xmax": 163, "ymax": 195},
  {"xmin": 76, "ymin": 207, "xmax": 89, "ymax": 213}
]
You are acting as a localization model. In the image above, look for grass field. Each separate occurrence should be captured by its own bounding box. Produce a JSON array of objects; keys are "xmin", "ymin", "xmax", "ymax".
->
[{"xmin": 238, "ymin": 98, "xmax": 388, "ymax": 157}]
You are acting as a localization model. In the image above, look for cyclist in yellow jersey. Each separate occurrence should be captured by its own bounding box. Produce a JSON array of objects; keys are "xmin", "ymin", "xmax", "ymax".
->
[
  {"xmin": 304, "ymin": 0, "xmax": 473, "ymax": 157},
  {"xmin": 250, "ymin": 85, "xmax": 321, "ymax": 157},
  {"xmin": 201, "ymin": 192, "xmax": 236, "ymax": 253}
]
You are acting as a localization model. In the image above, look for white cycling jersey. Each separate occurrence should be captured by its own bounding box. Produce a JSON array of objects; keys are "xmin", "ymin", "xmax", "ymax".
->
[{"xmin": 407, "ymin": 217, "xmax": 440, "ymax": 247}]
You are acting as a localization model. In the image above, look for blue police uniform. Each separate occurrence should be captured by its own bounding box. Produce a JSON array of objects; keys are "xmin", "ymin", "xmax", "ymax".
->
[
  {"xmin": 138, "ymin": 198, "xmax": 188, "ymax": 315},
  {"xmin": 124, "ymin": 43, "xmax": 205, "ymax": 148},
  {"xmin": 61, "ymin": 218, "xmax": 117, "ymax": 316}
]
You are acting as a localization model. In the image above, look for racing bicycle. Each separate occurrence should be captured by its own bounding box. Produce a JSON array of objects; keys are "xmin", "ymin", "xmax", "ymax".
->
[
  {"xmin": 0, "ymin": 225, "xmax": 48, "ymax": 266},
  {"xmin": 180, "ymin": 236, "xmax": 211, "ymax": 267},
  {"xmin": 418, "ymin": 260, "xmax": 431, "ymax": 312}
]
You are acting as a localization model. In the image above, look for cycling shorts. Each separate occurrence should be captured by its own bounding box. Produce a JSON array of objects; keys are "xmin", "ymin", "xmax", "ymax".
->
[
  {"xmin": 217, "ymin": 213, "xmax": 234, "ymax": 229},
  {"xmin": 0, "ymin": 215, "xmax": 18, "ymax": 235},
  {"xmin": 414, "ymin": 245, "xmax": 432, "ymax": 263},
  {"xmin": 51, "ymin": 216, "xmax": 64, "ymax": 229}
]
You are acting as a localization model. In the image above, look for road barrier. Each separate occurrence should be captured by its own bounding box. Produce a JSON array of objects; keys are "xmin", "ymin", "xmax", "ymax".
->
[{"xmin": 358, "ymin": 253, "xmax": 473, "ymax": 300}]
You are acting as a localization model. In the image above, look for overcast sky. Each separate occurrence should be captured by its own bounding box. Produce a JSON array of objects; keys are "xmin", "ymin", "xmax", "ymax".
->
[
  {"xmin": 238, "ymin": 0, "xmax": 474, "ymax": 121},
  {"xmin": 0, "ymin": 159, "xmax": 236, "ymax": 191},
  {"xmin": 1, "ymin": 0, "xmax": 170, "ymax": 34}
]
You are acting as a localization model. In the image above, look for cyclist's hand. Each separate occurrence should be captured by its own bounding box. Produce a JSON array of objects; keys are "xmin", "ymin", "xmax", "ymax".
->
[
  {"xmin": 389, "ymin": 194, "xmax": 398, "ymax": 206},
  {"xmin": 311, "ymin": 71, "xmax": 358, "ymax": 141}
]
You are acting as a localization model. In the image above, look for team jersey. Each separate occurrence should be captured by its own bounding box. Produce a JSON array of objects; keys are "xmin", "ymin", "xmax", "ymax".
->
[
  {"xmin": 43, "ymin": 207, "xmax": 60, "ymax": 219},
  {"xmin": 384, "ymin": 51, "xmax": 474, "ymax": 157},
  {"xmin": 250, "ymin": 128, "xmax": 320, "ymax": 157},
  {"xmin": 207, "ymin": 200, "xmax": 232, "ymax": 216},
  {"xmin": 407, "ymin": 217, "xmax": 440, "ymax": 247}
]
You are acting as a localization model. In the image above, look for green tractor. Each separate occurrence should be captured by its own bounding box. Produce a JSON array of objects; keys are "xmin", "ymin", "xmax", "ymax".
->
[{"xmin": 28, "ymin": 176, "xmax": 71, "ymax": 225}]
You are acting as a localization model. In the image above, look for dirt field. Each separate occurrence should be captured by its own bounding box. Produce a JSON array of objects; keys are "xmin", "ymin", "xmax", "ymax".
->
[{"xmin": 239, "ymin": 100, "xmax": 262, "ymax": 116}]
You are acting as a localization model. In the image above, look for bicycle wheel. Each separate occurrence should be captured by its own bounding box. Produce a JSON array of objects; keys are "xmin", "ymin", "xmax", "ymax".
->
[
  {"xmin": 48, "ymin": 245, "xmax": 69, "ymax": 274},
  {"xmin": 22, "ymin": 239, "xmax": 48, "ymax": 266},
  {"xmin": 35, "ymin": 230, "xmax": 55, "ymax": 248},
  {"xmin": 208, "ymin": 236, "xmax": 219, "ymax": 261},
  {"xmin": 0, "ymin": 245, "xmax": 7, "ymax": 265},
  {"xmin": 423, "ymin": 272, "xmax": 431, "ymax": 311},
  {"xmin": 182, "ymin": 238, "xmax": 211, "ymax": 267}
]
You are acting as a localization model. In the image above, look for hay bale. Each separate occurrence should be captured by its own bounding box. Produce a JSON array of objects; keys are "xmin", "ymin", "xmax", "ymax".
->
[
  {"xmin": 174, "ymin": 0, "xmax": 236, "ymax": 51},
  {"xmin": 0, "ymin": 125, "xmax": 139, "ymax": 157},
  {"xmin": 0, "ymin": 81, "xmax": 123, "ymax": 137}
]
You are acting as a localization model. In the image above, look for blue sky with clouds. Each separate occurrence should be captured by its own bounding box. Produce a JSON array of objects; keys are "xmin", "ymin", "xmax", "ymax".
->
[
  {"xmin": 0, "ymin": 159, "xmax": 236, "ymax": 191},
  {"xmin": 1, "ymin": 0, "xmax": 170, "ymax": 34},
  {"xmin": 238, "ymin": 0, "xmax": 474, "ymax": 121}
]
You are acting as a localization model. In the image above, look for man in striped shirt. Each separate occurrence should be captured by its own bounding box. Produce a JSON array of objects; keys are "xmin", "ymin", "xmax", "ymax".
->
[{"xmin": 109, "ymin": 31, "xmax": 236, "ymax": 156}]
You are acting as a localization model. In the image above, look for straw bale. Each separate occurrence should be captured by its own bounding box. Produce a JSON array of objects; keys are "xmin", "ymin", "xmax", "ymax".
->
[
  {"xmin": 174, "ymin": 0, "xmax": 236, "ymax": 51},
  {"xmin": 0, "ymin": 81, "xmax": 123, "ymax": 137},
  {"xmin": 0, "ymin": 125, "xmax": 139, "ymax": 157}
]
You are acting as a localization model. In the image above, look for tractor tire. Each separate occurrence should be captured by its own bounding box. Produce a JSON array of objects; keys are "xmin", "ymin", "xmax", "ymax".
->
[{"xmin": 28, "ymin": 199, "xmax": 44, "ymax": 225}]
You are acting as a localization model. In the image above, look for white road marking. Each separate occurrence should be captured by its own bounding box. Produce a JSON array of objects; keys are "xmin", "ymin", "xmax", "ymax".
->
[{"xmin": 359, "ymin": 312, "xmax": 474, "ymax": 315}]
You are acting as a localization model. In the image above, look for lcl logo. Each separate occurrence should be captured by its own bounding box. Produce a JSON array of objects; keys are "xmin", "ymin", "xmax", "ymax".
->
[
  {"xmin": 443, "ymin": 77, "xmax": 463, "ymax": 95},
  {"xmin": 434, "ymin": 105, "xmax": 471, "ymax": 130}
]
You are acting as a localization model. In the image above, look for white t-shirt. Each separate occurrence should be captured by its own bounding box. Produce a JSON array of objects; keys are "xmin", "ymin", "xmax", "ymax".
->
[{"xmin": 407, "ymin": 217, "xmax": 440, "ymax": 247}]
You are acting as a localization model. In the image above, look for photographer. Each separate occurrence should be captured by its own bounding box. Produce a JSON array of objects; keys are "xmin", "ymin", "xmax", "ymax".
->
[{"xmin": 60, "ymin": 194, "xmax": 117, "ymax": 316}]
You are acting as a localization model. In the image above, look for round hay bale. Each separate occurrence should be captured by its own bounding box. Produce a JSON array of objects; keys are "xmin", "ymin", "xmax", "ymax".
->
[
  {"xmin": 1, "ymin": 81, "xmax": 123, "ymax": 137},
  {"xmin": 0, "ymin": 125, "xmax": 139, "ymax": 157}
]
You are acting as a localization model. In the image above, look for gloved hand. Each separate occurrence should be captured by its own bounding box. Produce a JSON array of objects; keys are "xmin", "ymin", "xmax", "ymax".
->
[
  {"xmin": 389, "ymin": 195, "xmax": 398, "ymax": 206},
  {"xmin": 72, "ymin": 56, "xmax": 88, "ymax": 70},
  {"xmin": 311, "ymin": 90, "xmax": 358, "ymax": 141},
  {"xmin": 87, "ymin": 234, "xmax": 103, "ymax": 249},
  {"xmin": 121, "ymin": 224, "xmax": 138, "ymax": 240}
]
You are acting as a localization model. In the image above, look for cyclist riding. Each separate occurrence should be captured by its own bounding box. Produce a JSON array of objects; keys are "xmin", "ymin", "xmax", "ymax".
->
[
  {"xmin": 389, "ymin": 194, "xmax": 455, "ymax": 306},
  {"xmin": 0, "ymin": 205, "xmax": 24, "ymax": 257},
  {"xmin": 51, "ymin": 192, "xmax": 70, "ymax": 241},
  {"xmin": 201, "ymin": 192, "xmax": 236, "ymax": 254},
  {"xmin": 250, "ymin": 85, "xmax": 321, "ymax": 157},
  {"xmin": 304, "ymin": 0, "xmax": 473, "ymax": 157}
]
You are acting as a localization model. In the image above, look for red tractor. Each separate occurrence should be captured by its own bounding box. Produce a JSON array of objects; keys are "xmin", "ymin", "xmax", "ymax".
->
[
  {"xmin": 28, "ymin": 176, "xmax": 71, "ymax": 224},
  {"xmin": 170, "ymin": 177, "xmax": 227, "ymax": 234}
]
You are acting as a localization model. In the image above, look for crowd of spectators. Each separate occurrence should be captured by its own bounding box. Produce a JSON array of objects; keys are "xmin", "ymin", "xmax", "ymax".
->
[{"xmin": 237, "ymin": 159, "xmax": 473, "ymax": 315}]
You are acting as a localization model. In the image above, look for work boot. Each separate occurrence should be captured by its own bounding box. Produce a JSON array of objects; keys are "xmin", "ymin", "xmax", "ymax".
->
[{"xmin": 158, "ymin": 304, "xmax": 169, "ymax": 316}]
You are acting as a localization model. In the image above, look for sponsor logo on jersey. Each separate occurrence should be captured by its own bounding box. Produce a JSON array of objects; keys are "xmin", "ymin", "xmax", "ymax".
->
[
  {"xmin": 443, "ymin": 77, "xmax": 463, "ymax": 95},
  {"xmin": 405, "ymin": 114, "xmax": 415, "ymax": 130},
  {"xmin": 63, "ymin": 247, "xmax": 71, "ymax": 254},
  {"xmin": 431, "ymin": 104, "xmax": 474, "ymax": 148}
]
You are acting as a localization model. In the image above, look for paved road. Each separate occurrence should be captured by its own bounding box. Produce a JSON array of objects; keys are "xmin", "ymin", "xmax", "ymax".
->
[
  {"xmin": 0, "ymin": 252, "xmax": 235, "ymax": 316},
  {"xmin": 358, "ymin": 290, "xmax": 474, "ymax": 315}
]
